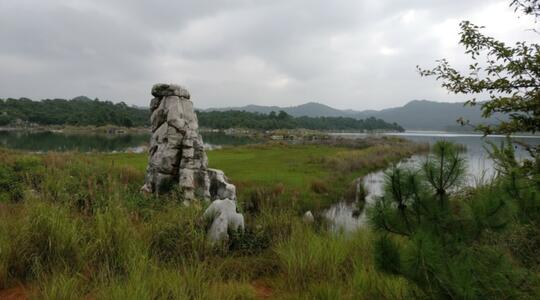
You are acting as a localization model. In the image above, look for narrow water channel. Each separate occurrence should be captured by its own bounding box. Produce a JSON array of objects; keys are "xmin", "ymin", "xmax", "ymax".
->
[{"xmin": 324, "ymin": 132, "xmax": 540, "ymax": 232}]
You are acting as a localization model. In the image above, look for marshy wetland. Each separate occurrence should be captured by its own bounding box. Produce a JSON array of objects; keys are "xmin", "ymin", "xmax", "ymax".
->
[
  {"xmin": 1, "ymin": 130, "xmax": 540, "ymax": 299},
  {"xmin": 0, "ymin": 133, "xmax": 425, "ymax": 299}
]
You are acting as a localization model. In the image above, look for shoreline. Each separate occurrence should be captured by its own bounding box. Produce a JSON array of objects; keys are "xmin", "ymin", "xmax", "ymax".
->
[{"xmin": 0, "ymin": 125, "xmax": 151, "ymax": 134}]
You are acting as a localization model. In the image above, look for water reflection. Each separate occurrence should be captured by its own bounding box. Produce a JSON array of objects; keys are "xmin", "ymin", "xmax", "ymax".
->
[
  {"xmin": 325, "ymin": 131, "xmax": 540, "ymax": 232},
  {"xmin": 324, "ymin": 202, "xmax": 362, "ymax": 232},
  {"xmin": 0, "ymin": 130, "xmax": 258, "ymax": 152},
  {"xmin": 0, "ymin": 131, "xmax": 150, "ymax": 152}
]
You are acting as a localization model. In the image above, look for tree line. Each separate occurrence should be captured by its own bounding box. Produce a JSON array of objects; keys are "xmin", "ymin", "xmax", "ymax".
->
[
  {"xmin": 0, "ymin": 97, "xmax": 405, "ymax": 131},
  {"xmin": 197, "ymin": 110, "xmax": 404, "ymax": 131},
  {"xmin": 0, "ymin": 96, "xmax": 148, "ymax": 127}
]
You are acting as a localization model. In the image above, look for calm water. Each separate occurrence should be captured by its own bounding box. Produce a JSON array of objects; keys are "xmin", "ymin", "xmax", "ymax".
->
[
  {"xmin": 0, "ymin": 131, "xmax": 257, "ymax": 152},
  {"xmin": 325, "ymin": 131, "xmax": 540, "ymax": 232}
]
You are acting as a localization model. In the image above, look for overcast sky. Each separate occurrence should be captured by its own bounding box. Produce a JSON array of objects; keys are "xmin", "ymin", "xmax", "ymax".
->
[{"xmin": 0, "ymin": 0, "xmax": 538, "ymax": 110}]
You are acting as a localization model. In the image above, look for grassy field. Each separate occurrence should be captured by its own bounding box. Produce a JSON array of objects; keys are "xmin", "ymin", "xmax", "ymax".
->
[
  {"xmin": 0, "ymin": 139, "xmax": 427, "ymax": 299},
  {"xmin": 102, "ymin": 139, "xmax": 427, "ymax": 212}
]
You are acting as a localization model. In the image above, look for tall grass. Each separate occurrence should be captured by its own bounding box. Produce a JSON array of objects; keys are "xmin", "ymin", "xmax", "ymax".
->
[
  {"xmin": 0, "ymin": 143, "xmax": 430, "ymax": 298},
  {"xmin": 36, "ymin": 272, "xmax": 83, "ymax": 300},
  {"xmin": 0, "ymin": 201, "xmax": 81, "ymax": 284},
  {"xmin": 146, "ymin": 204, "xmax": 208, "ymax": 263},
  {"xmin": 275, "ymin": 225, "xmax": 350, "ymax": 289},
  {"xmin": 85, "ymin": 204, "xmax": 144, "ymax": 278},
  {"xmin": 274, "ymin": 227, "xmax": 411, "ymax": 299}
]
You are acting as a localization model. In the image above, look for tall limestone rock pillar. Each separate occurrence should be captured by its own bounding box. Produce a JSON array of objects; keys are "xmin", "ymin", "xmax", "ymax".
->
[
  {"xmin": 141, "ymin": 83, "xmax": 235, "ymax": 203},
  {"xmin": 142, "ymin": 83, "xmax": 243, "ymax": 242}
]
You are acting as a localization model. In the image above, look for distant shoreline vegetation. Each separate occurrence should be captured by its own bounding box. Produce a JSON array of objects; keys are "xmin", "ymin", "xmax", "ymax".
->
[
  {"xmin": 0, "ymin": 97, "xmax": 404, "ymax": 132},
  {"xmin": 197, "ymin": 110, "xmax": 404, "ymax": 132},
  {"xmin": 0, "ymin": 96, "xmax": 148, "ymax": 128}
]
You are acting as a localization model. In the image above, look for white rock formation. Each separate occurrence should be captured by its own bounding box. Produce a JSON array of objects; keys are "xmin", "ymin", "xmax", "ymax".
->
[
  {"xmin": 203, "ymin": 199, "xmax": 245, "ymax": 242},
  {"xmin": 141, "ymin": 83, "xmax": 244, "ymax": 242},
  {"xmin": 208, "ymin": 169, "xmax": 236, "ymax": 201},
  {"xmin": 303, "ymin": 211, "xmax": 315, "ymax": 223},
  {"xmin": 141, "ymin": 84, "xmax": 228, "ymax": 200}
]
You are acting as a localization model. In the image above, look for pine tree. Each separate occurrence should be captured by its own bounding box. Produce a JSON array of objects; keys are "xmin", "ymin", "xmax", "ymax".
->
[{"xmin": 369, "ymin": 141, "xmax": 533, "ymax": 299}]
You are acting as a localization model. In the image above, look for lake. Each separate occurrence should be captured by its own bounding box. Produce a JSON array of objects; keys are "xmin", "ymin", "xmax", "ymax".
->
[
  {"xmin": 0, "ymin": 130, "xmax": 257, "ymax": 152},
  {"xmin": 325, "ymin": 131, "xmax": 540, "ymax": 232}
]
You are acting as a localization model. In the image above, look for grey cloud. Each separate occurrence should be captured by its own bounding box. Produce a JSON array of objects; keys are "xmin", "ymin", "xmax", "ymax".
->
[{"xmin": 0, "ymin": 0, "xmax": 535, "ymax": 109}]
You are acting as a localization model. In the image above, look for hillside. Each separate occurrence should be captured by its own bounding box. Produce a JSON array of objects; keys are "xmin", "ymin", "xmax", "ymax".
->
[
  {"xmin": 207, "ymin": 102, "xmax": 356, "ymax": 118},
  {"xmin": 1, "ymin": 97, "xmax": 503, "ymax": 131},
  {"xmin": 0, "ymin": 96, "xmax": 149, "ymax": 127},
  {"xmin": 354, "ymin": 100, "xmax": 502, "ymax": 131},
  {"xmin": 197, "ymin": 110, "xmax": 403, "ymax": 131},
  {"xmin": 0, "ymin": 97, "xmax": 403, "ymax": 132},
  {"xmin": 207, "ymin": 100, "xmax": 502, "ymax": 131}
]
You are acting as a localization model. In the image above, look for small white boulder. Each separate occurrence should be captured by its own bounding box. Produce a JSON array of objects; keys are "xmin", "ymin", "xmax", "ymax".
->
[
  {"xmin": 303, "ymin": 211, "xmax": 315, "ymax": 223},
  {"xmin": 203, "ymin": 199, "xmax": 244, "ymax": 242}
]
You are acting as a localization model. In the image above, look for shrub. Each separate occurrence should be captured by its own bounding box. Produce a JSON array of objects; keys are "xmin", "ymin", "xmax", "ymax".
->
[
  {"xmin": 228, "ymin": 227, "xmax": 271, "ymax": 255},
  {"xmin": 0, "ymin": 156, "xmax": 42, "ymax": 202},
  {"xmin": 0, "ymin": 165, "xmax": 23, "ymax": 202},
  {"xmin": 374, "ymin": 235, "xmax": 401, "ymax": 275}
]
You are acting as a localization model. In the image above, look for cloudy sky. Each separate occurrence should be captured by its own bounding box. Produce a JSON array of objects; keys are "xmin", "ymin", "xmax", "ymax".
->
[{"xmin": 0, "ymin": 0, "xmax": 537, "ymax": 110}]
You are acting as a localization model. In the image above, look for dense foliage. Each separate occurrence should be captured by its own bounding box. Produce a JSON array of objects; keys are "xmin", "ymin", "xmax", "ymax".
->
[
  {"xmin": 419, "ymin": 0, "xmax": 540, "ymax": 155},
  {"xmin": 0, "ymin": 96, "xmax": 149, "ymax": 127},
  {"xmin": 197, "ymin": 110, "xmax": 404, "ymax": 131},
  {"xmin": 370, "ymin": 141, "xmax": 540, "ymax": 299},
  {"xmin": 0, "ymin": 97, "xmax": 405, "ymax": 131},
  {"xmin": 369, "ymin": 2, "xmax": 540, "ymax": 298}
]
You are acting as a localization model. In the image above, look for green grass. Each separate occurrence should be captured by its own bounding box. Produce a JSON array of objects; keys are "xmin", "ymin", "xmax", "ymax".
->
[
  {"xmin": 207, "ymin": 144, "xmax": 341, "ymax": 188},
  {"xmin": 99, "ymin": 144, "xmax": 351, "ymax": 188},
  {"xmin": 101, "ymin": 140, "xmax": 425, "ymax": 213},
  {"xmin": 0, "ymin": 140, "xmax": 537, "ymax": 299},
  {"xmin": 0, "ymin": 140, "xmax": 427, "ymax": 299}
]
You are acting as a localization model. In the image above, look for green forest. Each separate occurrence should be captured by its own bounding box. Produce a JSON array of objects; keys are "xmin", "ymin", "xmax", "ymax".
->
[
  {"xmin": 197, "ymin": 110, "xmax": 404, "ymax": 131},
  {"xmin": 0, "ymin": 97, "xmax": 404, "ymax": 131},
  {"xmin": 0, "ymin": 97, "xmax": 148, "ymax": 127}
]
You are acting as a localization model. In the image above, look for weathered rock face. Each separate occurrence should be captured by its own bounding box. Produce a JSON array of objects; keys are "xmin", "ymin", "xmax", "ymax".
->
[
  {"xmin": 141, "ymin": 84, "xmax": 232, "ymax": 203},
  {"xmin": 142, "ymin": 84, "xmax": 244, "ymax": 242},
  {"xmin": 203, "ymin": 199, "xmax": 245, "ymax": 242},
  {"xmin": 208, "ymin": 169, "xmax": 236, "ymax": 201}
]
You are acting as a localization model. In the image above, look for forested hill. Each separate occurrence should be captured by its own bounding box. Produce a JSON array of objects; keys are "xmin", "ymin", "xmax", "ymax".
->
[
  {"xmin": 0, "ymin": 96, "xmax": 148, "ymax": 127},
  {"xmin": 207, "ymin": 100, "xmax": 504, "ymax": 131},
  {"xmin": 197, "ymin": 110, "xmax": 404, "ymax": 131},
  {"xmin": 0, "ymin": 97, "xmax": 404, "ymax": 131}
]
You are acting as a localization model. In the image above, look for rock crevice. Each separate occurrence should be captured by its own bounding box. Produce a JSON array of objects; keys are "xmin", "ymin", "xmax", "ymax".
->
[
  {"xmin": 142, "ymin": 83, "xmax": 243, "ymax": 242},
  {"xmin": 141, "ymin": 84, "xmax": 234, "ymax": 202}
]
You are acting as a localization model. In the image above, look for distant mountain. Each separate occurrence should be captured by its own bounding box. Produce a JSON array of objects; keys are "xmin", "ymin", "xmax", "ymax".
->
[
  {"xmin": 206, "ymin": 100, "xmax": 502, "ymax": 131},
  {"xmin": 207, "ymin": 102, "xmax": 356, "ymax": 118},
  {"xmin": 353, "ymin": 100, "xmax": 504, "ymax": 131}
]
